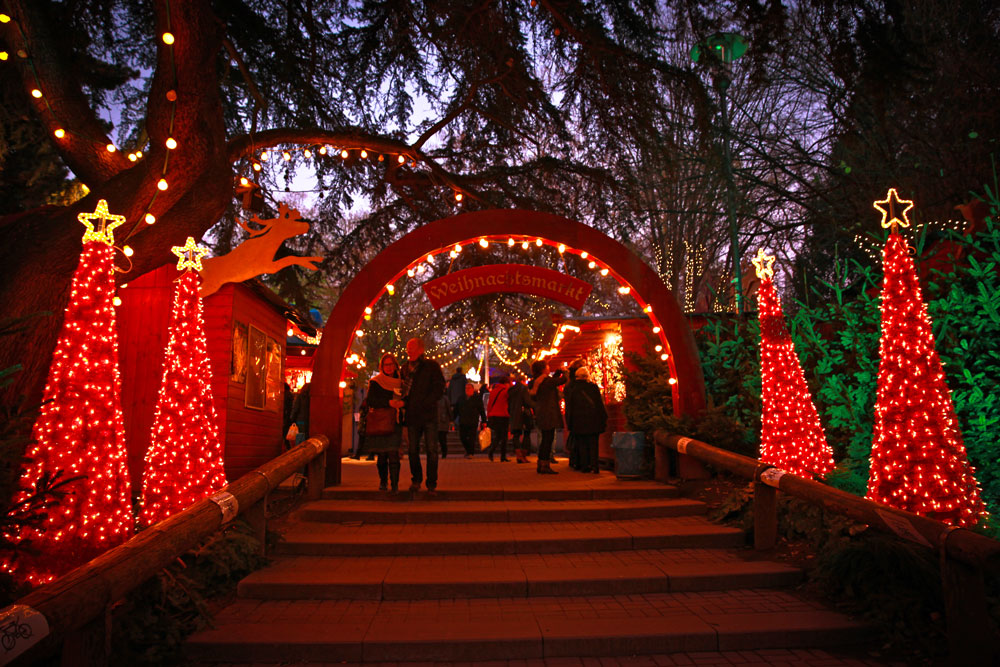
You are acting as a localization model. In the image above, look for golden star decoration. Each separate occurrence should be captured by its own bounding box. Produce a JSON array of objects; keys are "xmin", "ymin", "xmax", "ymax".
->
[
  {"xmin": 171, "ymin": 236, "xmax": 210, "ymax": 272},
  {"xmin": 874, "ymin": 188, "xmax": 914, "ymax": 230},
  {"xmin": 78, "ymin": 199, "xmax": 126, "ymax": 245},
  {"xmin": 751, "ymin": 248, "xmax": 776, "ymax": 280}
]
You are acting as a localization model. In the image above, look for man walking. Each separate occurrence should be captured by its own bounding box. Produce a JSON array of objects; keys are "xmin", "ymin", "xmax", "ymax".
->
[{"xmin": 402, "ymin": 337, "xmax": 446, "ymax": 493}]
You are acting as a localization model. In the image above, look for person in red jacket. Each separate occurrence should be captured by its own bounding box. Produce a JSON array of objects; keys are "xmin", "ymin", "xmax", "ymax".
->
[{"xmin": 486, "ymin": 376, "xmax": 511, "ymax": 462}]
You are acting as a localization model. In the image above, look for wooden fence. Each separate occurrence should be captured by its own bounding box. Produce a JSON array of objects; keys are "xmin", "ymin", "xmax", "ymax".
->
[
  {"xmin": 655, "ymin": 431, "xmax": 1000, "ymax": 666},
  {"xmin": 0, "ymin": 435, "xmax": 328, "ymax": 666}
]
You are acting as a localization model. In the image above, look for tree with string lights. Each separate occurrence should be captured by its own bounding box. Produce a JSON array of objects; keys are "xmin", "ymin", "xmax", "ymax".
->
[
  {"xmin": 3, "ymin": 200, "xmax": 133, "ymax": 585},
  {"xmin": 867, "ymin": 189, "xmax": 985, "ymax": 527},
  {"xmin": 753, "ymin": 249, "xmax": 834, "ymax": 480},
  {"xmin": 140, "ymin": 237, "xmax": 227, "ymax": 526}
]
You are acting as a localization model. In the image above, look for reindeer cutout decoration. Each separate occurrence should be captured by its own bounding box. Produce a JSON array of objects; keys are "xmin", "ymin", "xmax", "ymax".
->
[{"xmin": 199, "ymin": 203, "xmax": 323, "ymax": 298}]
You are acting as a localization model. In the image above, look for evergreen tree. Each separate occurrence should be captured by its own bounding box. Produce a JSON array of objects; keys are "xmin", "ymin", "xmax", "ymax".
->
[
  {"xmin": 867, "ymin": 190, "xmax": 985, "ymax": 526},
  {"xmin": 140, "ymin": 238, "xmax": 227, "ymax": 526},
  {"xmin": 3, "ymin": 200, "xmax": 132, "ymax": 584},
  {"xmin": 754, "ymin": 249, "xmax": 834, "ymax": 479}
]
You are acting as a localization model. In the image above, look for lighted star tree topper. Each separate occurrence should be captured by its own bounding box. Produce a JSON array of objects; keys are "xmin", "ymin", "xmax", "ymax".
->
[
  {"xmin": 754, "ymin": 249, "xmax": 834, "ymax": 479},
  {"xmin": 4, "ymin": 200, "xmax": 133, "ymax": 585},
  {"xmin": 867, "ymin": 189, "xmax": 985, "ymax": 526},
  {"xmin": 140, "ymin": 237, "xmax": 228, "ymax": 526}
]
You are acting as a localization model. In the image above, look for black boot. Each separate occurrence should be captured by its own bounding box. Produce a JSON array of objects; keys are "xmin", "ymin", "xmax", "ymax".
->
[
  {"xmin": 389, "ymin": 461, "xmax": 400, "ymax": 493},
  {"xmin": 537, "ymin": 460, "xmax": 558, "ymax": 475}
]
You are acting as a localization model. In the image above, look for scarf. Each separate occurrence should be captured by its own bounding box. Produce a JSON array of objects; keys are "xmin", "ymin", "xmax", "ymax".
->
[{"xmin": 371, "ymin": 372, "xmax": 402, "ymax": 392}]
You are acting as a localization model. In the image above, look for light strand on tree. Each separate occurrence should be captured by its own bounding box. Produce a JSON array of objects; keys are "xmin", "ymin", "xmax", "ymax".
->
[
  {"xmin": 140, "ymin": 238, "xmax": 227, "ymax": 525},
  {"xmin": 754, "ymin": 249, "xmax": 834, "ymax": 480},
  {"xmin": 2, "ymin": 200, "xmax": 134, "ymax": 585},
  {"xmin": 867, "ymin": 190, "xmax": 985, "ymax": 526}
]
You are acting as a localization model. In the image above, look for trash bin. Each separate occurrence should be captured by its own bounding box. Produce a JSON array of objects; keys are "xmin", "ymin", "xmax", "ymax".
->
[{"xmin": 611, "ymin": 432, "xmax": 647, "ymax": 479}]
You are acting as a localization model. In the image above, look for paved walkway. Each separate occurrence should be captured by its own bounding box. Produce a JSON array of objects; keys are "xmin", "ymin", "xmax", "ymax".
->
[
  {"xmin": 203, "ymin": 653, "xmax": 900, "ymax": 666},
  {"xmin": 335, "ymin": 454, "xmax": 668, "ymax": 496}
]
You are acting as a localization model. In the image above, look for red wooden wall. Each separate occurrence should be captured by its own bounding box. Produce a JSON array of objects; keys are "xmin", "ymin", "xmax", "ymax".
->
[
  {"xmin": 118, "ymin": 266, "xmax": 286, "ymax": 485},
  {"xmin": 212, "ymin": 284, "xmax": 285, "ymax": 480}
]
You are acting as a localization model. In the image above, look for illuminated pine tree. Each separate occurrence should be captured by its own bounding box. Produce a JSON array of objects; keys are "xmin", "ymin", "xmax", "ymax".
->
[
  {"xmin": 754, "ymin": 249, "xmax": 834, "ymax": 479},
  {"xmin": 867, "ymin": 189, "xmax": 985, "ymax": 526},
  {"xmin": 140, "ymin": 238, "xmax": 227, "ymax": 526},
  {"xmin": 4, "ymin": 200, "xmax": 133, "ymax": 585}
]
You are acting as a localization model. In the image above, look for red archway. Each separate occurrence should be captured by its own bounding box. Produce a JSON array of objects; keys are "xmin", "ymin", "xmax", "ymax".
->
[{"xmin": 310, "ymin": 209, "xmax": 706, "ymax": 483}]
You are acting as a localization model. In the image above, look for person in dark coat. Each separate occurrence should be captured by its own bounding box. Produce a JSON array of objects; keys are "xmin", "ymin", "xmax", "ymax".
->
[
  {"xmin": 456, "ymin": 383, "xmax": 487, "ymax": 457},
  {"xmin": 529, "ymin": 360, "xmax": 567, "ymax": 475},
  {"xmin": 564, "ymin": 358, "xmax": 585, "ymax": 469},
  {"xmin": 486, "ymin": 376, "xmax": 511, "ymax": 462},
  {"xmin": 436, "ymin": 394, "xmax": 451, "ymax": 458},
  {"xmin": 447, "ymin": 367, "xmax": 468, "ymax": 420},
  {"xmin": 402, "ymin": 337, "xmax": 446, "ymax": 493},
  {"xmin": 565, "ymin": 365, "xmax": 608, "ymax": 473},
  {"xmin": 507, "ymin": 375, "xmax": 531, "ymax": 463},
  {"xmin": 364, "ymin": 353, "xmax": 405, "ymax": 492}
]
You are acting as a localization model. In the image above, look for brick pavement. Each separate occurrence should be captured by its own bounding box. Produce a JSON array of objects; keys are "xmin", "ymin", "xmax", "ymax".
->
[{"xmin": 187, "ymin": 456, "xmax": 893, "ymax": 665}]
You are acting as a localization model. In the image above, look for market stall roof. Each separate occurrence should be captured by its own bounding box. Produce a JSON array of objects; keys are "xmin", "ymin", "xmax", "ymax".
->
[{"xmin": 542, "ymin": 315, "xmax": 651, "ymax": 368}]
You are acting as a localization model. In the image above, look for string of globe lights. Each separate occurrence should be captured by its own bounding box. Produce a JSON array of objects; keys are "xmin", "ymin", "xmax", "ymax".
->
[
  {"xmin": 852, "ymin": 217, "xmax": 967, "ymax": 263},
  {"xmin": 239, "ymin": 143, "xmax": 473, "ymax": 208},
  {"xmin": 1, "ymin": 6, "xmax": 183, "ymax": 266},
  {"xmin": 341, "ymin": 235, "xmax": 675, "ymax": 390},
  {"xmin": 488, "ymin": 336, "xmax": 530, "ymax": 366}
]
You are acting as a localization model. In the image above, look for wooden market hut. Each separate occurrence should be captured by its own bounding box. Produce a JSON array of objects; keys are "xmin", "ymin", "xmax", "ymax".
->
[
  {"xmin": 541, "ymin": 315, "xmax": 656, "ymax": 464},
  {"xmin": 116, "ymin": 263, "xmax": 317, "ymax": 483}
]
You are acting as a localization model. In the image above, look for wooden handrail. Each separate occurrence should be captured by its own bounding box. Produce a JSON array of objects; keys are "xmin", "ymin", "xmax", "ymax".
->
[
  {"xmin": 1, "ymin": 435, "xmax": 328, "ymax": 666},
  {"xmin": 654, "ymin": 431, "xmax": 1000, "ymax": 570},
  {"xmin": 654, "ymin": 430, "xmax": 1000, "ymax": 666}
]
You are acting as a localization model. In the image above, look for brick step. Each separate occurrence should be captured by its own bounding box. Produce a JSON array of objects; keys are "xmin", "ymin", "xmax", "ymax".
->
[
  {"xmin": 299, "ymin": 497, "xmax": 706, "ymax": 524},
  {"xmin": 238, "ymin": 550, "xmax": 802, "ymax": 600},
  {"xmin": 276, "ymin": 516, "xmax": 745, "ymax": 556},
  {"xmin": 185, "ymin": 591, "xmax": 868, "ymax": 663},
  {"xmin": 321, "ymin": 484, "xmax": 680, "ymax": 501}
]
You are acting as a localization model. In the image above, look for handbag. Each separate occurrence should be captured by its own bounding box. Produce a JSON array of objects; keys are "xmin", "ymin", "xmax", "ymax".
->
[
  {"xmin": 478, "ymin": 427, "xmax": 491, "ymax": 451},
  {"xmin": 366, "ymin": 407, "xmax": 397, "ymax": 436}
]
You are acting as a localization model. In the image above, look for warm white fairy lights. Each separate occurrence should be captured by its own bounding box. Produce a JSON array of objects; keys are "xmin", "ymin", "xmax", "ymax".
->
[{"xmin": 342, "ymin": 236, "xmax": 674, "ymax": 388}]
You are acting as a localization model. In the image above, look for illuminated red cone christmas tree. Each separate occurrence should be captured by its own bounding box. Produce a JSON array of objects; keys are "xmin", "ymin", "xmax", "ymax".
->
[
  {"xmin": 140, "ymin": 238, "xmax": 227, "ymax": 525},
  {"xmin": 754, "ymin": 249, "xmax": 834, "ymax": 479},
  {"xmin": 867, "ymin": 189, "xmax": 985, "ymax": 526},
  {"xmin": 4, "ymin": 200, "xmax": 133, "ymax": 584}
]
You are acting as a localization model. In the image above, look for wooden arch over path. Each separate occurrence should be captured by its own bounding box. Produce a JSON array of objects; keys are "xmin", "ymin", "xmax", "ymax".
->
[{"xmin": 310, "ymin": 210, "xmax": 706, "ymax": 483}]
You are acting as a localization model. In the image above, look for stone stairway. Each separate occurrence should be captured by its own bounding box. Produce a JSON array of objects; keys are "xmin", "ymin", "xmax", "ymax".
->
[{"xmin": 185, "ymin": 460, "xmax": 869, "ymax": 663}]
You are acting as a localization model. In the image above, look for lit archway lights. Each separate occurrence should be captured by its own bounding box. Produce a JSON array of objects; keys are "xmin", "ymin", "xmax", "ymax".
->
[{"xmin": 310, "ymin": 210, "xmax": 706, "ymax": 483}]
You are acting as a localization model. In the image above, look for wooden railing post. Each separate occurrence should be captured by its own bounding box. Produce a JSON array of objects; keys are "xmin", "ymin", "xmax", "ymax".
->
[
  {"xmin": 753, "ymin": 464, "xmax": 779, "ymax": 551},
  {"xmin": 243, "ymin": 495, "xmax": 267, "ymax": 559},
  {"xmin": 306, "ymin": 438, "xmax": 327, "ymax": 501},
  {"xmin": 940, "ymin": 530, "xmax": 999, "ymax": 666},
  {"xmin": 60, "ymin": 602, "xmax": 111, "ymax": 667}
]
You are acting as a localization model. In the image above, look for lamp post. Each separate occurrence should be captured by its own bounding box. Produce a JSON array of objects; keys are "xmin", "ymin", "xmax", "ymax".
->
[{"xmin": 691, "ymin": 32, "xmax": 748, "ymax": 314}]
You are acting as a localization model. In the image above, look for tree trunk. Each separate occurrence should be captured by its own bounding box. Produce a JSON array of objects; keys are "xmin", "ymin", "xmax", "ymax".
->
[{"xmin": 0, "ymin": 0, "xmax": 232, "ymax": 410}]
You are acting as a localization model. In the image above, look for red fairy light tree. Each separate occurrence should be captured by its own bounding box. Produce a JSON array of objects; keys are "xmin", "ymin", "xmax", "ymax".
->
[
  {"xmin": 754, "ymin": 249, "xmax": 834, "ymax": 479},
  {"xmin": 867, "ymin": 189, "xmax": 985, "ymax": 526},
  {"xmin": 140, "ymin": 238, "xmax": 227, "ymax": 525},
  {"xmin": 4, "ymin": 200, "xmax": 133, "ymax": 585}
]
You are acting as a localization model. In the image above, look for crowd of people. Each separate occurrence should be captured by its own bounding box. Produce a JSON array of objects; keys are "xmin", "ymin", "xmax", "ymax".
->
[{"xmin": 355, "ymin": 337, "xmax": 608, "ymax": 494}]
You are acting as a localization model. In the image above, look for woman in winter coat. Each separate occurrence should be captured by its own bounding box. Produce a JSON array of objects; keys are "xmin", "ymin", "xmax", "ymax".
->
[
  {"xmin": 507, "ymin": 375, "xmax": 531, "ymax": 463},
  {"xmin": 364, "ymin": 353, "xmax": 405, "ymax": 492},
  {"xmin": 564, "ymin": 365, "xmax": 608, "ymax": 473},
  {"xmin": 528, "ymin": 360, "xmax": 567, "ymax": 474}
]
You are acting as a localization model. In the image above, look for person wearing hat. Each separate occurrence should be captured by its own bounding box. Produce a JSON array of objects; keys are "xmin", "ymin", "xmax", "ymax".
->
[{"xmin": 564, "ymin": 365, "xmax": 607, "ymax": 474}]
